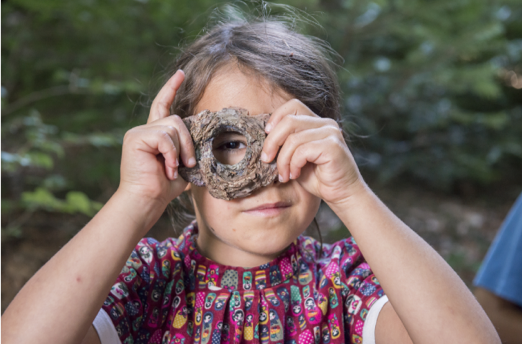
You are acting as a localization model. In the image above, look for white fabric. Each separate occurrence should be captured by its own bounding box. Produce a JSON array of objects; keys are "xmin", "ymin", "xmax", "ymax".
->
[
  {"xmin": 93, "ymin": 308, "xmax": 121, "ymax": 344},
  {"xmin": 362, "ymin": 295, "xmax": 389, "ymax": 344},
  {"xmin": 92, "ymin": 295, "xmax": 389, "ymax": 344}
]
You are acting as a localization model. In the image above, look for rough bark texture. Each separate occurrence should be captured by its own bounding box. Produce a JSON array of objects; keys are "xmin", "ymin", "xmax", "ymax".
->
[{"xmin": 179, "ymin": 107, "xmax": 278, "ymax": 200}]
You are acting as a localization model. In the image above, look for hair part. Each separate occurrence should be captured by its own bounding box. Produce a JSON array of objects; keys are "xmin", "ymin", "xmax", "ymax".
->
[
  {"xmin": 170, "ymin": 3, "xmax": 344, "ymax": 123},
  {"xmin": 163, "ymin": 4, "xmax": 343, "ymax": 247}
]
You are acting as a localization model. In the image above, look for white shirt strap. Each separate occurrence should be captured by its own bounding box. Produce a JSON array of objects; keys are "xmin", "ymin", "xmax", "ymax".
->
[
  {"xmin": 362, "ymin": 295, "xmax": 389, "ymax": 344},
  {"xmin": 92, "ymin": 308, "xmax": 122, "ymax": 344}
]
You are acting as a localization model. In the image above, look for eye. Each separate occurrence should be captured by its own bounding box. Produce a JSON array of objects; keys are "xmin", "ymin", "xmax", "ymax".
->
[
  {"xmin": 217, "ymin": 141, "xmax": 246, "ymax": 151},
  {"xmin": 212, "ymin": 132, "xmax": 247, "ymax": 165}
]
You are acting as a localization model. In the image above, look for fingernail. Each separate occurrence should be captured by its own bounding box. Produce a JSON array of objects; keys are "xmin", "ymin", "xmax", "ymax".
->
[
  {"xmin": 177, "ymin": 69, "xmax": 184, "ymax": 75},
  {"xmin": 175, "ymin": 158, "xmax": 179, "ymax": 167},
  {"xmin": 278, "ymin": 174, "xmax": 283, "ymax": 183},
  {"xmin": 173, "ymin": 169, "xmax": 178, "ymax": 179},
  {"xmin": 265, "ymin": 123, "xmax": 272, "ymax": 133},
  {"xmin": 188, "ymin": 157, "xmax": 196, "ymax": 166},
  {"xmin": 289, "ymin": 173, "xmax": 294, "ymax": 179},
  {"xmin": 260, "ymin": 152, "xmax": 268, "ymax": 162}
]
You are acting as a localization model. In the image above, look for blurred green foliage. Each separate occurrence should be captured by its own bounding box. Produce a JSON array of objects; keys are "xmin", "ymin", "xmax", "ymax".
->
[
  {"xmin": 313, "ymin": 0, "xmax": 522, "ymax": 189},
  {"xmin": 2, "ymin": 0, "xmax": 521, "ymax": 235}
]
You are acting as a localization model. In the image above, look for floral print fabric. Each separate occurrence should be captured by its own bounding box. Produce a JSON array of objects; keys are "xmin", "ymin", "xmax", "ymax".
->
[{"xmin": 102, "ymin": 221, "xmax": 385, "ymax": 344}]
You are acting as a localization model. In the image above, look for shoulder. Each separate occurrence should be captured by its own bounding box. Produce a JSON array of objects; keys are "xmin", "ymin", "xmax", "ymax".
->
[
  {"xmin": 133, "ymin": 236, "xmax": 184, "ymax": 265},
  {"xmin": 298, "ymin": 235, "xmax": 378, "ymax": 294},
  {"xmin": 102, "ymin": 237, "xmax": 186, "ymax": 321},
  {"xmin": 125, "ymin": 236, "xmax": 187, "ymax": 282},
  {"xmin": 298, "ymin": 235, "xmax": 365, "ymax": 268},
  {"xmin": 110, "ymin": 237, "xmax": 185, "ymax": 294}
]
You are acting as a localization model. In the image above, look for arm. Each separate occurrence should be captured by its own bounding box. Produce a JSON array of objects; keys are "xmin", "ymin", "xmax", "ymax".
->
[
  {"xmin": 1, "ymin": 190, "xmax": 164, "ymax": 344},
  {"xmin": 2, "ymin": 70, "xmax": 194, "ymax": 344},
  {"xmin": 260, "ymin": 98, "xmax": 500, "ymax": 344},
  {"xmin": 327, "ymin": 183, "xmax": 500, "ymax": 344},
  {"xmin": 474, "ymin": 287, "xmax": 522, "ymax": 344},
  {"xmin": 81, "ymin": 326, "xmax": 102, "ymax": 344}
]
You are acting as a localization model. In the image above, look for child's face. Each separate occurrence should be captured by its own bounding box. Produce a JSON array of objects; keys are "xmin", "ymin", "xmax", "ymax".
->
[{"xmin": 188, "ymin": 64, "xmax": 321, "ymax": 266}]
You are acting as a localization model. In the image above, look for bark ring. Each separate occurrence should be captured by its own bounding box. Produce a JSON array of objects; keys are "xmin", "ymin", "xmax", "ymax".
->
[{"xmin": 179, "ymin": 107, "xmax": 278, "ymax": 200}]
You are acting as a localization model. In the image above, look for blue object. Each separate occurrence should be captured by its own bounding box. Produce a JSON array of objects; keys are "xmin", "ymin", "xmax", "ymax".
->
[{"xmin": 474, "ymin": 192, "xmax": 522, "ymax": 307}]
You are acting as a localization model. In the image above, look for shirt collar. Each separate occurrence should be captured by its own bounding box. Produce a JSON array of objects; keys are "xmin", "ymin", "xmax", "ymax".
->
[{"xmin": 177, "ymin": 221, "xmax": 303, "ymax": 291}]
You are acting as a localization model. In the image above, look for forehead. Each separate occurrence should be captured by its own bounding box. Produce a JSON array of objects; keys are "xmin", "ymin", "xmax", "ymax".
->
[{"xmin": 194, "ymin": 64, "xmax": 291, "ymax": 116}]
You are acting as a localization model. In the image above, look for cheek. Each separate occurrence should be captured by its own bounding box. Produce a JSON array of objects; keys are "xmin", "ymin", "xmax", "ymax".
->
[
  {"xmin": 192, "ymin": 186, "xmax": 236, "ymax": 218},
  {"xmin": 294, "ymin": 183, "xmax": 321, "ymax": 221},
  {"xmin": 191, "ymin": 186, "xmax": 241, "ymax": 233}
]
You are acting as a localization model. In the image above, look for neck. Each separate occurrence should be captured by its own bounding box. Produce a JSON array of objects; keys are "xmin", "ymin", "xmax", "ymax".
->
[{"xmin": 195, "ymin": 221, "xmax": 287, "ymax": 268}]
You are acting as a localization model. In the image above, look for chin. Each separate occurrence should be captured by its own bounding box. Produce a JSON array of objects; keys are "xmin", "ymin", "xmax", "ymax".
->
[{"xmin": 235, "ymin": 228, "xmax": 298, "ymax": 256}]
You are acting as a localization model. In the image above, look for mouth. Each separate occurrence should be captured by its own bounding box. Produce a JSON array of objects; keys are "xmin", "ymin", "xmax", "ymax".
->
[{"xmin": 243, "ymin": 201, "xmax": 292, "ymax": 217}]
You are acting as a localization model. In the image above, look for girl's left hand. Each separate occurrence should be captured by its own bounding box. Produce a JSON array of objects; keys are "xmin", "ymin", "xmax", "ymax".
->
[{"xmin": 261, "ymin": 99, "xmax": 364, "ymax": 205}]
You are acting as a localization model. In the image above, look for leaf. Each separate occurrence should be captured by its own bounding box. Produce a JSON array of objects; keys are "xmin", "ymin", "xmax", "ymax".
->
[
  {"xmin": 65, "ymin": 192, "xmax": 94, "ymax": 216},
  {"xmin": 21, "ymin": 187, "xmax": 102, "ymax": 216},
  {"xmin": 26, "ymin": 152, "xmax": 54, "ymax": 169}
]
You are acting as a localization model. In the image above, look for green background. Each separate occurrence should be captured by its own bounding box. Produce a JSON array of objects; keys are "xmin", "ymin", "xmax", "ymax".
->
[{"xmin": 2, "ymin": 0, "xmax": 522, "ymax": 308}]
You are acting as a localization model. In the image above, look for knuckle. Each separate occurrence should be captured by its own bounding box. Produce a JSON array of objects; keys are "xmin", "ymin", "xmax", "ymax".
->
[
  {"xmin": 166, "ymin": 125, "xmax": 180, "ymax": 139},
  {"xmin": 163, "ymin": 125, "xmax": 176, "ymax": 134},
  {"xmin": 286, "ymin": 133, "xmax": 298, "ymax": 147},
  {"xmin": 165, "ymin": 144, "xmax": 176, "ymax": 155},
  {"xmin": 159, "ymin": 130, "xmax": 173, "ymax": 141},
  {"xmin": 171, "ymin": 114, "xmax": 183, "ymax": 123},
  {"xmin": 171, "ymin": 116, "xmax": 192, "ymax": 141},
  {"xmin": 295, "ymin": 144, "xmax": 307, "ymax": 155},
  {"xmin": 326, "ymin": 125, "xmax": 341, "ymax": 136},
  {"xmin": 280, "ymin": 115, "xmax": 294, "ymax": 127},
  {"xmin": 123, "ymin": 128, "xmax": 138, "ymax": 142},
  {"xmin": 291, "ymin": 98, "xmax": 303, "ymax": 107},
  {"xmin": 164, "ymin": 139, "xmax": 177, "ymax": 153},
  {"xmin": 123, "ymin": 130, "xmax": 133, "ymax": 140},
  {"xmin": 327, "ymin": 136, "xmax": 343, "ymax": 147},
  {"xmin": 325, "ymin": 118, "xmax": 339, "ymax": 127}
]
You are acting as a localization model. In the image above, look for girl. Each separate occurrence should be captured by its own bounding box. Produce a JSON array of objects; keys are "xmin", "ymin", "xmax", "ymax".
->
[{"xmin": 2, "ymin": 6, "xmax": 499, "ymax": 344}]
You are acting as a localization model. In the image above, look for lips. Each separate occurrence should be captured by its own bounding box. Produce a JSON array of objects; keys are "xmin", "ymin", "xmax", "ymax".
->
[{"xmin": 244, "ymin": 201, "xmax": 291, "ymax": 212}]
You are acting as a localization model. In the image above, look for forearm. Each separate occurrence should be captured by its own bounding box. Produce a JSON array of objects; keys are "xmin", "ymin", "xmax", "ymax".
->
[
  {"xmin": 328, "ymin": 183, "xmax": 500, "ymax": 344},
  {"xmin": 2, "ymin": 190, "xmax": 166, "ymax": 344}
]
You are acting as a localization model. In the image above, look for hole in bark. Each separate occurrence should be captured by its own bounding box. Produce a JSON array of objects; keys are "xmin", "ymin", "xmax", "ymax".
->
[{"xmin": 212, "ymin": 131, "xmax": 247, "ymax": 166}]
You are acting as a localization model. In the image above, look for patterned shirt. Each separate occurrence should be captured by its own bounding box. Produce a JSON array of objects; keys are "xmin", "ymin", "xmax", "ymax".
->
[{"xmin": 99, "ymin": 221, "xmax": 386, "ymax": 344}]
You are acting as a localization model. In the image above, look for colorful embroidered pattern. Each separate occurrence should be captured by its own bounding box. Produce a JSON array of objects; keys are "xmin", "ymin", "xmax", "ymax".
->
[{"xmin": 102, "ymin": 222, "xmax": 385, "ymax": 343}]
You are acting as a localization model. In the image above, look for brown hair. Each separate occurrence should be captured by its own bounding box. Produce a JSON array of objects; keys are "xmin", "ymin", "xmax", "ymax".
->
[{"xmin": 164, "ymin": 3, "xmax": 343, "ymax": 248}]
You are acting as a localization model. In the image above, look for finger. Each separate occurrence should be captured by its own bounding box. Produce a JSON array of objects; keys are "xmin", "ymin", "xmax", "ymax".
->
[
  {"xmin": 287, "ymin": 140, "xmax": 325, "ymax": 182},
  {"xmin": 159, "ymin": 125, "xmax": 182, "ymax": 180},
  {"xmin": 264, "ymin": 99, "xmax": 318, "ymax": 134},
  {"xmin": 148, "ymin": 69, "xmax": 185, "ymax": 124},
  {"xmin": 156, "ymin": 127, "xmax": 180, "ymax": 180},
  {"xmin": 137, "ymin": 125, "xmax": 180, "ymax": 180},
  {"xmin": 288, "ymin": 136, "xmax": 342, "ymax": 183},
  {"xmin": 261, "ymin": 115, "xmax": 339, "ymax": 163},
  {"xmin": 147, "ymin": 115, "xmax": 196, "ymax": 167},
  {"xmin": 275, "ymin": 127, "xmax": 336, "ymax": 182}
]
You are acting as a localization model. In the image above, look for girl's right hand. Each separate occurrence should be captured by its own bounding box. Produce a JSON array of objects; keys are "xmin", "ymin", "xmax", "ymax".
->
[{"xmin": 118, "ymin": 70, "xmax": 196, "ymax": 207}]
